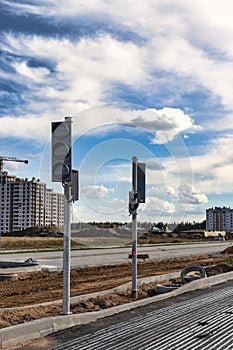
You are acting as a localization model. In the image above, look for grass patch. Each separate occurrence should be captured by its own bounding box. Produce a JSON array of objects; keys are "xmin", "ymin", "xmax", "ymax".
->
[{"xmin": 225, "ymin": 257, "xmax": 233, "ymax": 265}]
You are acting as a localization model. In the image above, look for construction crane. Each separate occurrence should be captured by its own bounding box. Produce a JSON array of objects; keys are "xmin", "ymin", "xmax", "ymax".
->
[{"xmin": 0, "ymin": 156, "xmax": 28, "ymax": 172}]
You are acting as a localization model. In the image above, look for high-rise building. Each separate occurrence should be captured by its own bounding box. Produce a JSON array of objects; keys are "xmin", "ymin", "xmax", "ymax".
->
[
  {"xmin": 206, "ymin": 207, "xmax": 233, "ymax": 232},
  {"xmin": 0, "ymin": 171, "xmax": 64, "ymax": 233}
]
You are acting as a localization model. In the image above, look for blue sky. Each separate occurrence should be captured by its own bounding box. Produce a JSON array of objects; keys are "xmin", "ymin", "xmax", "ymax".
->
[{"xmin": 1, "ymin": 0, "xmax": 233, "ymax": 224}]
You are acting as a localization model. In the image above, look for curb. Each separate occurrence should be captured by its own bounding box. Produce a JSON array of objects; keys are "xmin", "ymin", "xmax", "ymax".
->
[
  {"xmin": 1, "ymin": 271, "xmax": 233, "ymax": 348},
  {"xmin": 0, "ymin": 265, "xmax": 41, "ymax": 275}
]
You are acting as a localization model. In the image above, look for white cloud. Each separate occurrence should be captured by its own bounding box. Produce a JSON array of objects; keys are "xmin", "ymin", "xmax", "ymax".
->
[
  {"xmin": 0, "ymin": 115, "xmax": 50, "ymax": 141},
  {"xmin": 177, "ymin": 184, "xmax": 208, "ymax": 205},
  {"xmin": 188, "ymin": 134, "xmax": 233, "ymax": 195},
  {"xmin": 146, "ymin": 158, "xmax": 164, "ymax": 171},
  {"xmin": 152, "ymin": 34, "xmax": 233, "ymax": 112},
  {"xmin": 150, "ymin": 185, "xmax": 176, "ymax": 198},
  {"xmin": 13, "ymin": 61, "xmax": 50, "ymax": 83},
  {"xmin": 3, "ymin": 33, "xmax": 145, "ymax": 103},
  {"xmin": 38, "ymin": 1, "xmax": 233, "ymax": 119},
  {"xmin": 141, "ymin": 196, "xmax": 175, "ymax": 217},
  {"xmin": 81, "ymin": 185, "xmax": 115, "ymax": 199},
  {"xmin": 139, "ymin": 108, "xmax": 201, "ymax": 144},
  {"xmin": 0, "ymin": 104, "xmax": 199, "ymax": 145},
  {"xmin": 73, "ymin": 106, "xmax": 200, "ymax": 145},
  {"xmin": 3, "ymin": 1, "xmax": 233, "ymax": 120},
  {"xmin": 146, "ymin": 184, "xmax": 207, "ymax": 218}
]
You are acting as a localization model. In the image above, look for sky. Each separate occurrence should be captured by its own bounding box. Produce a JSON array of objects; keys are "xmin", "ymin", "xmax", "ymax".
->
[{"xmin": 1, "ymin": 0, "xmax": 233, "ymax": 224}]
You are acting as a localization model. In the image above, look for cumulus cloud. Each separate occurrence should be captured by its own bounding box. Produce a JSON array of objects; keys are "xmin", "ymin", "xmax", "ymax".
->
[
  {"xmin": 178, "ymin": 134, "xmax": 233, "ymax": 196},
  {"xmin": 177, "ymin": 184, "xmax": 208, "ymax": 205},
  {"xmin": 81, "ymin": 185, "xmax": 115, "ymax": 199},
  {"xmin": 141, "ymin": 196, "xmax": 175, "ymax": 217},
  {"xmin": 130, "ymin": 107, "xmax": 201, "ymax": 144},
  {"xmin": 150, "ymin": 185, "xmax": 176, "ymax": 198},
  {"xmin": 0, "ymin": 105, "xmax": 199, "ymax": 145},
  {"xmin": 146, "ymin": 159, "xmax": 164, "ymax": 171},
  {"xmin": 0, "ymin": 115, "xmax": 50, "ymax": 141},
  {"xmin": 72, "ymin": 106, "xmax": 200, "ymax": 145}
]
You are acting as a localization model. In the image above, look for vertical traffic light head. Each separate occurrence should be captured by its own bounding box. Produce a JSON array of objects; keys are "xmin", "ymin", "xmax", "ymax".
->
[
  {"xmin": 129, "ymin": 191, "xmax": 139, "ymax": 214},
  {"xmin": 52, "ymin": 117, "xmax": 72, "ymax": 182}
]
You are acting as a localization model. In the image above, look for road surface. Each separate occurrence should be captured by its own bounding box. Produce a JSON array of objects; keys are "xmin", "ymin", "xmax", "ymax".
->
[{"xmin": 0, "ymin": 242, "xmax": 230, "ymax": 269}]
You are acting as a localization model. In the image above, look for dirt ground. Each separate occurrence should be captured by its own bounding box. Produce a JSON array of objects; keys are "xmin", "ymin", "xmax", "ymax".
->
[{"xmin": 0, "ymin": 254, "xmax": 233, "ymax": 329}]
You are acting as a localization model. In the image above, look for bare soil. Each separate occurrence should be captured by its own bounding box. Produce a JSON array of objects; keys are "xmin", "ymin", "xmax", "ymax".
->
[{"xmin": 0, "ymin": 254, "xmax": 232, "ymax": 329}]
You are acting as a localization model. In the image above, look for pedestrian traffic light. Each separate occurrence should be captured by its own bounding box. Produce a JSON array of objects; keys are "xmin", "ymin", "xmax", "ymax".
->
[
  {"xmin": 51, "ymin": 117, "xmax": 72, "ymax": 182},
  {"xmin": 129, "ymin": 191, "xmax": 139, "ymax": 214}
]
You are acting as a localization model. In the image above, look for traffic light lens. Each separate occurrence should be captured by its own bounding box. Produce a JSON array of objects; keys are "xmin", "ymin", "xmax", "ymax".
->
[
  {"xmin": 52, "ymin": 163, "xmax": 70, "ymax": 181},
  {"xmin": 133, "ymin": 192, "xmax": 139, "ymax": 200},
  {"xmin": 53, "ymin": 123, "xmax": 70, "ymax": 140},
  {"xmin": 53, "ymin": 143, "xmax": 70, "ymax": 160}
]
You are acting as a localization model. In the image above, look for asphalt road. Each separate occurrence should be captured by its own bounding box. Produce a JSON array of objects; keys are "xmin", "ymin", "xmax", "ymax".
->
[
  {"xmin": 17, "ymin": 280, "xmax": 233, "ymax": 350},
  {"xmin": 0, "ymin": 242, "xmax": 230, "ymax": 269}
]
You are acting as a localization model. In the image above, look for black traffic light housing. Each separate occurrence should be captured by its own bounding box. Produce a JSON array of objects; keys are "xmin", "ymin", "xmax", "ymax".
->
[
  {"xmin": 129, "ymin": 191, "xmax": 139, "ymax": 214},
  {"xmin": 51, "ymin": 117, "xmax": 72, "ymax": 182}
]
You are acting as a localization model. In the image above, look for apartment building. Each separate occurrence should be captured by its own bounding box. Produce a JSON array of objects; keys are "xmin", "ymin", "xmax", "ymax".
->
[
  {"xmin": 206, "ymin": 207, "xmax": 233, "ymax": 232},
  {"xmin": 0, "ymin": 171, "xmax": 64, "ymax": 233},
  {"xmin": 45, "ymin": 189, "xmax": 64, "ymax": 228}
]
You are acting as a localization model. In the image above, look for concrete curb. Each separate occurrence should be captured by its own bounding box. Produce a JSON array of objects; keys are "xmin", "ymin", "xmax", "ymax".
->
[
  {"xmin": 1, "ymin": 271, "xmax": 233, "ymax": 349},
  {"xmin": 0, "ymin": 265, "xmax": 41, "ymax": 275},
  {"xmin": 0, "ymin": 264, "xmax": 59, "ymax": 276}
]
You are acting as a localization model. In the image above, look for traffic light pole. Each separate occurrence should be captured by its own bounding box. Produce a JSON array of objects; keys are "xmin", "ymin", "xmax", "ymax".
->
[
  {"xmin": 62, "ymin": 181, "xmax": 72, "ymax": 315},
  {"xmin": 131, "ymin": 156, "xmax": 138, "ymax": 298},
  {"xmin": 51, "ymin": 116, "xmax": 74, "ymax": 315}
]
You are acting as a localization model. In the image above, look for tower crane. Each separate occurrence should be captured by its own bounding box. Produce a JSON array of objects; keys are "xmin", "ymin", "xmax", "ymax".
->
[{"xmin": 0, "ymin": 156, "xmax": 28, "ymax": 172}]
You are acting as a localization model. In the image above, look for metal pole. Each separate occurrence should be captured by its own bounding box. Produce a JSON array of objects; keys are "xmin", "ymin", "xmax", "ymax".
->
[
  {"xmin": 62, "ymin": 182, "xmax": 72, "ymax": 315},
  {"xmin": 132, "ymin": 156, "xmax": 138, "ymax": 298}
]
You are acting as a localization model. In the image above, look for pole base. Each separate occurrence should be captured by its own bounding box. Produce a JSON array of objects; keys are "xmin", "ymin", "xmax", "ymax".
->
[
  {"xmin": 131, "ymin": 290, "xmax": 137, "ymax": 299},
  {"xmin": 60, "ymin": 311, "xmax": 72, "ymax": 315}
]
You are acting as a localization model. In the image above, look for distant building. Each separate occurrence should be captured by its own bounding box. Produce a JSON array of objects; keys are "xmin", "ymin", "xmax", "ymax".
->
[
  {"xmin": 0, "ymin": 171, "xmax": 64, "ymax": 233},
  {"xmin": 206, "ymin": 207, "xmax": 233, "ymax": 232}
]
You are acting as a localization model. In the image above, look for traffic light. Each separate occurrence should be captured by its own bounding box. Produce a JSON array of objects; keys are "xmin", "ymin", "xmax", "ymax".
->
[
  {"xmin": 129, "ymin": 191, "xmax": 139, "ymax": 214},
  {"xmin": 52, "ymin": 117, "xmax": 72, "ymax": 182}
]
